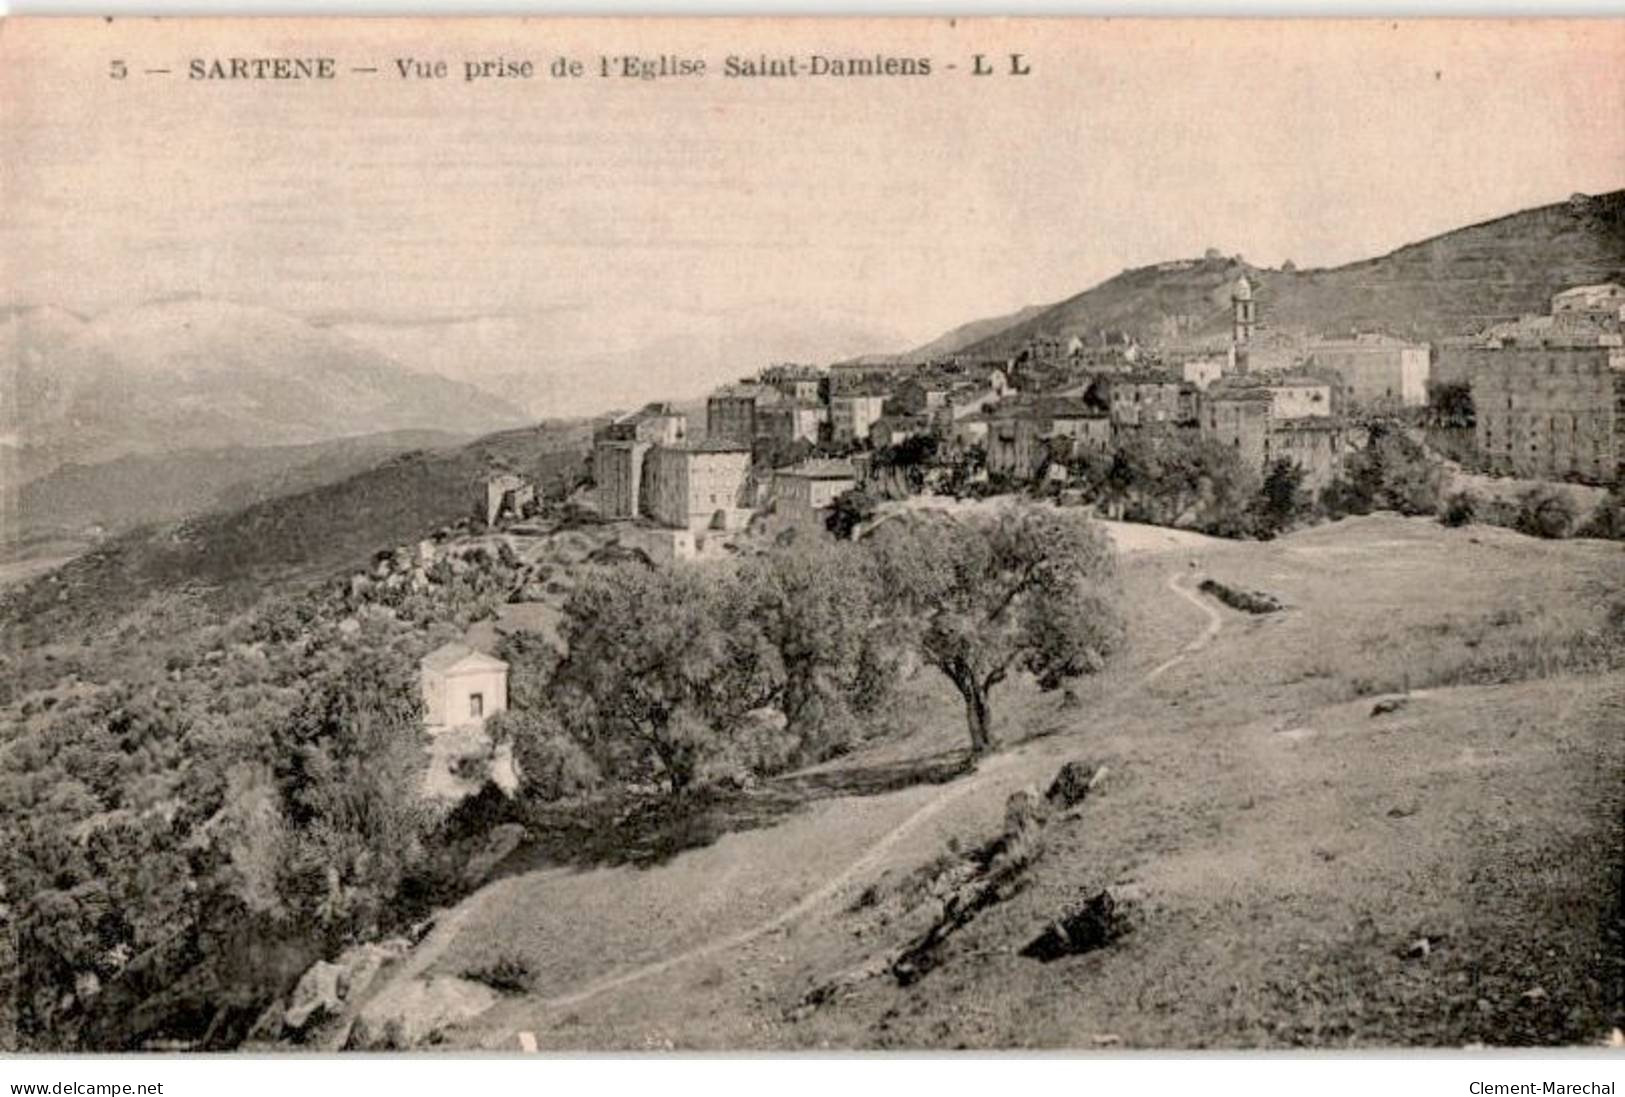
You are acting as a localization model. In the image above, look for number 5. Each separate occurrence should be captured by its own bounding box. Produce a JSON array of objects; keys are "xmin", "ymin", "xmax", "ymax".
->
[{"xmin": 109, "ymin": 59, "xmax": 127, "ymax": 79}]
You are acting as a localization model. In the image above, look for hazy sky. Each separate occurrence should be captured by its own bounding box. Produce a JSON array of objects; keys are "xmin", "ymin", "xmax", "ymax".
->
[{"xmin": 4, "ymin": 18, "xmax": 1623, "ymax": 385}]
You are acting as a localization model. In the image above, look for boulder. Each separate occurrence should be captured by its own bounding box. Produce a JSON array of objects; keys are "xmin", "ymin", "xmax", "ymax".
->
[
  {"xmin": 346, "ymin": 976, "xmax": 499, "ymax": 1050},
  {"xmin": 332, "ymin": 939, "xmax": 410, "ymax": 1005},
  {"xmin": 1045, "ymin": 761, "xmax": 1098, "ymax": 809},
  {"xmin": 284, "ymin": 960, "xmax": 345, "ymax": 1032},
  {"xmin": 1020, "ymin": 889, "xmax": 1135, "ymax": 962}
]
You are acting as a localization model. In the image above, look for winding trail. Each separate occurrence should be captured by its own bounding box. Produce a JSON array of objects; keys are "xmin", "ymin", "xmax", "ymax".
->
[
  {"xmin": 456, "ymin": 569, "xmax": 1229, "ymax": 1045},
  {"xmin": 1144, "ymin": 571, "xmax": 1224, "ymax": 682}
]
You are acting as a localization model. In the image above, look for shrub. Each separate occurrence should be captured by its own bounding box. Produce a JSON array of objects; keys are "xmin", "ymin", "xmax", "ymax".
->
[
  {"xmin": 1199, "ymin": 578, "xmax": 1283, "ymax": 614},
  {"xmin": 824, "ymin": 485, "xmax": 880, "ymax": 540},
  {"xmin": 1513, "ymin": 487, "xmax": 1576, "ymax": 540},
  {"xmin": 1577, "ymin": 490, "xmax": 1625, "ymax": 540},
  {"xmin": 462, "ymin": 952, "xmax": 535, "ymax": 995},
  {"xmin": 1439, "ymin": 489, "xmax": 1479, "ymax": 528},
  {"xmin": 1252, "ymin": 459, "xmax": 1312, "ymax": 539}
]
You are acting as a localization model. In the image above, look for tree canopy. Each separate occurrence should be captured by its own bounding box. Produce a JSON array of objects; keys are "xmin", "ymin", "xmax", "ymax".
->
[{"xmin": 864, "ymin": 503, "xmax": 1124, "ymax": 753}]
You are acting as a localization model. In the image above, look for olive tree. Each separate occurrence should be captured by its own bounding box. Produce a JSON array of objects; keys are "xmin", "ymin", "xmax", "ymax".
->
[
  {"xmin": 552, "ymin": 563, "xmax": 776, "ymax": 795},
  {"xmin": 864, "ymin": 503, "xmax": 1124, "ymax": 754}
]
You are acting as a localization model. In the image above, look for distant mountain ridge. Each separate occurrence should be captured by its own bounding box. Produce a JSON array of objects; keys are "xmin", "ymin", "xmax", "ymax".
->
[
  {"xmin": 890, "ymin": 190, "xmax": 1625, "ymax": 361},
  {"xmin": 1, "ymin": 299, "xmax": 531, "ymax": 484}
]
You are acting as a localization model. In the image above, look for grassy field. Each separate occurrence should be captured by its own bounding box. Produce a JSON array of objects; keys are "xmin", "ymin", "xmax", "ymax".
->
[{"xmin": 357, "ymin": 514, "xmax": 1623, "ymax": 1050}]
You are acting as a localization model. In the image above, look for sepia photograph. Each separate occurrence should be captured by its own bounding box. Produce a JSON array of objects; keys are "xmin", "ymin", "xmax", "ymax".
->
[{"xmin": 0, "ymin": 13, "xmax": 1622, "ymax": 1064}]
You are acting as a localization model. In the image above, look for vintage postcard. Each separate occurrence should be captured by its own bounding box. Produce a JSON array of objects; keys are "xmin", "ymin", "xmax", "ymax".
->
[{"xmin": 1, "ymin": 16, "xmax": 1622, "ymax": 1058}]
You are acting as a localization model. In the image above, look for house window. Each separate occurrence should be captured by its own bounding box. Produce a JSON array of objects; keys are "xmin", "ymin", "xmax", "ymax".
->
[{"xmin": 469, "ymin": 693, "xmax": 484, "ymax": 719}]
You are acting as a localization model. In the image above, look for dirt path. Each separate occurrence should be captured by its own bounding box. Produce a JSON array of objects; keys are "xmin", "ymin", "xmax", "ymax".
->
[
  {"xmin": 463, "ymin": 570, "xmax": 1227, "ymax": 1046},
  {"xmin": 1145, "ymin": 569, "xmax": 1224, "ymax": 682}
]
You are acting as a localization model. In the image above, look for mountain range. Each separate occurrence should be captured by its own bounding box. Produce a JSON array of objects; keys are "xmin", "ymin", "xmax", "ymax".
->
[{"xmin": 0, "ymin": 299, "xmax": 532, "ymax": 487}]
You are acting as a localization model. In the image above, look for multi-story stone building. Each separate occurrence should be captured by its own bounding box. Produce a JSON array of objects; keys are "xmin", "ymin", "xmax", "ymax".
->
[
  {"xmin": 706, "ymin": 384, "xmax": 780, "ymax": 445},
  {"xmin": 600, "ymin": 401, "xmax": 689, "ymax": 445},
  {"xmin": 594, "ymin": 440, "xmax": 652, "ymax": 519},
  {"xmin": 1107, "ymin": 373, "xmax": 1189, "ymax": 428},
  {"xmin": 1552, "ymin": 282, "xmax": 1625, "ymax": 322},
  {"xmin": 868, "ymin": 415, "xmax": 932, "ymax": 450},
  {"xmin": 1471, "ymin": 344, "xmax": 1625, "ymax": 484},
  {"xmin": 593, "ymin": 403, "xmax": 696, "ymax": 519},
  {"xmin": 646, "ymin": 442, "xmax": 755, "ymax": 529},
  {"xmin": 757, "ymin": 401, "xmax": 822, "ymax": 446},
  {"xmin": 1181, "ymin": 356, "xmax": 1228, "ymax": 391},
  {"xmin": 1307, "ymin": 334, "xmax": 1431, "ymax": 409},
  {"xmin": 1200, "ymin": 387, "xmax": 1346, "ymax": 491},
  {"xmin": 772, "ymin": 458, "xmax": 859, "ymax": 531},
  {"xmin": 1258, "ymin": 377, "xmax": 1334, "ymax": 419},
  {"xmin": 986, "ymin": 398, "xmax": 1112, "ymax": 480},
  {"xmin": 758, "ymin": 363, "xmax": 825, "ymax": 403},
  {"xmin": 829, "ymin": 392, "xmax": 889, "ymax": 445}
]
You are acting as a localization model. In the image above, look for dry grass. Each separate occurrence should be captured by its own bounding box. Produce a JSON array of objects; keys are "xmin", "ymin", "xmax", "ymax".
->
[{"xmin": 390, "ymin": 514, "xmax": 1622, "ymax": 1050}]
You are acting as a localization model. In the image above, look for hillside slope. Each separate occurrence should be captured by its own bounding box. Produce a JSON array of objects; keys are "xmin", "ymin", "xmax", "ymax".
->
[
  {"xmin": 342, "ymin": 517, "xmax": 1623, "ymax": 1051},
  {"xmin": 0, "ymin": 421, "xmax": 596, "ymax": 637},
  {"xmin": 10, "ymin": 430, "xmax": 471, "ymax": 550},
  {"xmin": 944, "ymin": 189, "xmax": 1625, "ymax": 358}
]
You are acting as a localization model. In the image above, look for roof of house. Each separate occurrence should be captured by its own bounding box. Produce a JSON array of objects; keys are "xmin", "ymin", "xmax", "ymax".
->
[
  {"xmin": 669, "ymin": 439, "xmax": 754, "ymax": 455},
  {"xmin": 1554, "ymin": 282, "xmax": 1625, "ymax": 298},
  {"xmin": 421, "ymin": 641, "xmax": 508, "ymax": 674},
  {"xmin": 1037, "ymin": 396, "xmax": 1108, "ymax": 420},
  {"xmin": 873, "ymin": 414, "xmax": 930, "ymax": 430},
  {"xmin": 1272, "ymin": 416, "xmax": 1347, "ymax": 433},
  {"xmin": 710, "ymin": 383, "xmax": 781, "ymax": 402},
  {"xmin": 1207, "ymin": 387, "xmax": 1275, "ymax": 404},
  {"xmin": 776, "ymin": 458, "xmax": 859, "ymax": 480}
]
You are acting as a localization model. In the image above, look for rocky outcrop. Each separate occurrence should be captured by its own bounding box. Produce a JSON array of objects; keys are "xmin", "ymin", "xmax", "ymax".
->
[
  {"xmin": 279, "ymin": 937, "xmax": 412, "ymax": 1040},
  {"xmin": 344, "ymin": 976, "xmax": 500, "ymax": 1050}
]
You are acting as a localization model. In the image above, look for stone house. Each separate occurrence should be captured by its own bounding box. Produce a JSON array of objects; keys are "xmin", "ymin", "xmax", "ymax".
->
[
  {"xmin": 1200, "ymin": 388, "xmax": 1346, "ymax": 491},
  {"xmin": 772, "ymin": 458, "xmax": 859, "ymax": 531},
  {"xmin": 1471, "ymin": 344, "xmax": 1625, "ymax": 484},
  {"xmin": 986, "ymin": 397, "xmax": 1112, "ymax": 481},
  {"xmin": 1307, "ymin": 335, "xmax": 1430, "ymax": 409},
  {"xmin": 829, "ymin": 393, "xmax": 890, "ymax": 446},
  {"xmin": 869, "ymin": 415, "xmax": 932, "ymax": 450},
  {"xmin": 421, "ymin": 642, "xmax": 509, "ymax": 734},
  {"xmin": 1552, "ymin": 283, "xmax": 1625, "ymax": 321},
  {"xmin": 707, "ymin": 384, "xmax": 781, "ymax": 445},
  {"xmin": 952, "ymin": 414, "xmax": 992, "ymax": 449},
  {"xmin": 601, "ymin": 402, "xmax": 689, "ymax": 446},
  {"xmin": 1250, "ymin": 377, "xmax": 1334, "ymax": 419},
  {"xmin": 757, "ymin": 402, "xmax": 822, "ymax": 446},
  {"xmin": 758, "ymin": 363, "xmax": 825, "ymax": 403},
  {"xmin": 1181, "ymin": 357, "xmax": 1228, "ymax": 391},
  {"xmin": 594, "ymin": 440, "xmax": 651, "ymax": 519},
  {"xmin": 481, "ymin": 473, "xmax": 535, "ymax": 527},
  {"xmin": 1108, "ymin": 373, "xmax": 1190, "ymax": 429},
  {"xmin": 1268, "ymin": 418, "xmax": 1347, "ymax": 492},
  {"xmin": 646, "ymin": 442, "xmax": 755, "ymax": 529}
]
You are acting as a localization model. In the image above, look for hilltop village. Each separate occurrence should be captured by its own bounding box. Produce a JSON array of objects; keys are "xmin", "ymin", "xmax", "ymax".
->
[{"xmin": 574, "ymin": 272, "xmax": 1625, "ymax": 558}]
